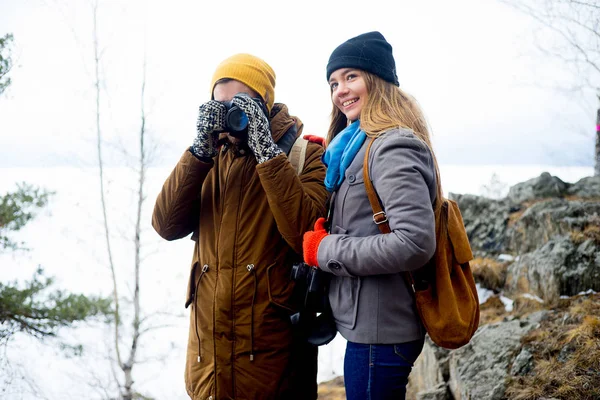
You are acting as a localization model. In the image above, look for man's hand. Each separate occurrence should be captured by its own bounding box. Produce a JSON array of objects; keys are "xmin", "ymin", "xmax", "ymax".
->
[
  {"xmin": 191, "ymin": 100, "xmax": 227, "ymax": 159},
  {"xmin": 231, "ymin": 93, "xmax": 282, "ymax": 164}
]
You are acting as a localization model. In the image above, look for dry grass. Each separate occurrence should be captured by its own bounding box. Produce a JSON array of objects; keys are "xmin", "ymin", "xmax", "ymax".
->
[
  {"xmin": 564, "ymin": 195, "xmax": 600, "ymax": 202},
  {"xmin": 507, "ymin": 209, "xmax": 527, "ymax": 228},
  {"xmin": 471, "ymin": 257, "xmax": 509, "ymax": 291},
  {"xmin": 570, "ymin": 224, "xmax": 600, "ymax": 245},
  {"xmin": 479, "ymin": 293, "xmax": 546, "ymax": 326},
  {"xmin": 506, "ymin": 199, "xmax": 547, "ymax": 227},
  {"xmin": 506, "ymin": 294, "xmax": 600, "ymax": 400},
  {"xmin": 480, "ymin": 294, "xmax": 507, "ymax": 325},
  {"xmin": 512, "ymin": 295, "xmax": 545, "ymax": 317},
  {"xmin": 315, "ymin": 296, "xmax": 600, "ymax": 400},
  {"xmin": 317, "ymin": 376, "xmax": 345, "ymax": 400}
]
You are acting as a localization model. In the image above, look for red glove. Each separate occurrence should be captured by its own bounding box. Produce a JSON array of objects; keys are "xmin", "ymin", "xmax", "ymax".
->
[
  {"xmin": 303, "ymin": 217, "xmax": 329, "ymax": 267},
  {"xmin": 303, "ymin": 134, "xmax": 325, "ymax": 147}
]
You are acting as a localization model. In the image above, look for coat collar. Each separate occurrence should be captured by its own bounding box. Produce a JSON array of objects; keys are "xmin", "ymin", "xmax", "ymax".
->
[{"xmin": 270, "ymin": 103, "xmax": 303, "ymax": 142}]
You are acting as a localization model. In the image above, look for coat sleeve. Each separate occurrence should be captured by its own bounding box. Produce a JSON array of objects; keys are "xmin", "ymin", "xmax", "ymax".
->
[
  {"xmin": 256, "ymin": 142, "xmax": 329, "ymax": 254},
  {"xmin": 151, "ymin": 149, "xmax": 214, "ymax": 241},
  {"xmin": 317, "ymin": 134, "xmax": 437, "ymax": 276}
]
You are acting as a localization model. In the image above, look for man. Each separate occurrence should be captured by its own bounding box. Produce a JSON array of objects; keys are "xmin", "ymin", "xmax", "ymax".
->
[{"xmin": 152, "ymin": 53, "xmax": 328, "ymax": 400}]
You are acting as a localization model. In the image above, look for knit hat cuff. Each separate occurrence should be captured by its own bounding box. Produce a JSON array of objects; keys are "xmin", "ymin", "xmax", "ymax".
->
[
  {"xmin": 210, "ymin": 54, "xmax": 276, "ymax": 113},
  {"xmin": 326, "ymin": 31, "xmax": 400, "ymax": 86}
]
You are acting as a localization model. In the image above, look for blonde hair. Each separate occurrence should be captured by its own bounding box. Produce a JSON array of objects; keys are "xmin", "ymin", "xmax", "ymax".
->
[{"xmin": 326, "ymin": 71, "xmax": 444, "ymax": 216}]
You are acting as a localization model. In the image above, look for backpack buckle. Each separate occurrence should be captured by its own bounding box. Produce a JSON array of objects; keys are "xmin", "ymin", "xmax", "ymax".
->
[{"xmin": 373, "ymin": 211, "xmax": 388, "ymax": 225}]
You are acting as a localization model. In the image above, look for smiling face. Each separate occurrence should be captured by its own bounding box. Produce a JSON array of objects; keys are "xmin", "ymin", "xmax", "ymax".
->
[{"xmin": 328, "ymin": 68, "xmax": 368, "ymax": 122}]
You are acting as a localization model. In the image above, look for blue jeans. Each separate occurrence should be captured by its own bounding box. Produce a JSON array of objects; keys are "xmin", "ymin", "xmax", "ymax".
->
[{"xmin": 344, "ymin": 339, "xmax": 425, "ymax": 400}]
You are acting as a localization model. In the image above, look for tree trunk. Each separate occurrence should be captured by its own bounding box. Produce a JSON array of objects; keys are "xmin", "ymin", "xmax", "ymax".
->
[{"xmin": 595, "ymin": 107, "xmax": 600, "ymax": 176}]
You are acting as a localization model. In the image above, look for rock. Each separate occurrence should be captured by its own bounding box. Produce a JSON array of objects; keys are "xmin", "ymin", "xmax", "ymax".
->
[
  {"xmin": 511, "ymin": 348, "xmax": 533, "ymax": 375},
  {"xmin": 417, "ymin": 175, "xmax": 600, "ymax": 399},
  {"xmin": 557, "ymin": 342, "xmax": 577, "ymax": 363},
  {"xmin": 407, "ymin": 337, "xmax": 450, "ymax": 398},
  {"xmin": 567, "ymin": 176, "xmax": 600, "ymax": 198},
  {"xmin": 505, "ymin": 199, "xmax": 600, "ymax": 254},
  {"xmin": 451, "ymin": 193, "xmax": 512, "ymax": 255},
  {"xmin": 505, "ymin": 235, "xmax": 600, "ymax": 301},
  {"xmin": 416, "ymin": 383, "xmax": 449, "ymax": 400},
  {"xmin": 507, "ymin": 172, "xmax": 569, "ymax": 204},
  {"xmin": 448, "ymin": 312, "xmax": 545, "ymax": 400}
]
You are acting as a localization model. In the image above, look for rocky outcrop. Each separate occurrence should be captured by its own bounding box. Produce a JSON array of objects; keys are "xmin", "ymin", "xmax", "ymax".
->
[
  {"xmin": 505, "ymin": 199, "xmax": 600, "ymax": 254},
  {"xmin": 567, "ymin": 175, "xmax": 600, "ymax": 198},
  {"xmin": 408, "ymin": 312, "xmax": 545, "ymax": 400},
  {"xmin": 448, "ymin": 193, "xmax": 512, "ymax": 255},
  {"xmin": 407, "ymin": 338, "xmax": 450, "ymax": 399},
  {"xmin": 453, "ymin": 175, "xmax": 600, "ymax": 257},
  {"xmin": 448, "ymin": 312, "xmax": 545, "ymax": 400},
  {"xmin": 408, "ymin": 172, "xmax": 599, "ymax": 400},
  {"xmin": 506, "ymin": 236, "xmax": 600, "ymax": 301},
  {"xmin": 507, "ymin": 172, "xmax": 569, "ymax": 204},
  {"xmin": 453, "ymin": 173, "xmax": 600, "ymax": 301}
]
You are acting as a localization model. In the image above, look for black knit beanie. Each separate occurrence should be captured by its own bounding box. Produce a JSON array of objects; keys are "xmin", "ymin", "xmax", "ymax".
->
[{"xmin": 326, "ymin": 31, "xmax": 399, "ymax": 86}]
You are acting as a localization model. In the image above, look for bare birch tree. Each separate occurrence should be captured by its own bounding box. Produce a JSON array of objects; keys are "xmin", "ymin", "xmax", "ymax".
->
[
  {"xmin": 91, "ymin": 2, "xmax": 152, "ymax": 398},
  {"xmin": 500, "ymin": 0, "xmax": 600, "ymax": 175}
]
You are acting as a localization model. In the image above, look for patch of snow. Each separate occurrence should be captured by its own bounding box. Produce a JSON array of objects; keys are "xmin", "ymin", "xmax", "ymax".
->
[
  {"xmin": 500, "ymin": 295, "xmax": 514, "ymax": 312},
  {"xmin": 477, "ymin": 283, "xmax": 495, "ymax": 304},
  {"xmin": 497, "ymin": 254, "xmax": 514, "ymax": 262},
  {"xmin": 578, "ymin": 289, "xmax": 597, "ymax": 295}
]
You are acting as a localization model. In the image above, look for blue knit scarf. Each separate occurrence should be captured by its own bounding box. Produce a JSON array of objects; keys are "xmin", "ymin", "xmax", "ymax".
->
[{"xmin": 322, "ymin": 120, "xmax": 367, "ymax": 192}]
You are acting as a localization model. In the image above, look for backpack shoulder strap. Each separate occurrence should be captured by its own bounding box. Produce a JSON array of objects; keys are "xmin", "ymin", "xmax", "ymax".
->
[
  {"xmin": 363, "ymin": 137, "xmax": 417, "ymax": 289},
  {"xmin": 288, "ymin": 136, "xmax": 309, "ymax": 176},
  {"xmin": 363, "ymin": 137, "xmax": 390, "ymax": 232},
  {"xmin": 275, "ymin": 122, "xmax": 309, "ymax": 176}
]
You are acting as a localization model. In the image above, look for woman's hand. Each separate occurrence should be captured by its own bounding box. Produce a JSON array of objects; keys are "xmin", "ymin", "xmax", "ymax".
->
[{"xmin": 303, "ymin": 217, "xmax": 329, "ymax": 267}]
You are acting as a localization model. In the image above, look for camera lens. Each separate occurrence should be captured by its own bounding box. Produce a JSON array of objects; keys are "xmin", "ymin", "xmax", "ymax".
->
[
  {"xmin": 226, "ymin": 106, "xmax": 249, "ymax": 133},
  {"xmin": 219, "ymin": 96, "xmax": 267, "ymax": 139}
]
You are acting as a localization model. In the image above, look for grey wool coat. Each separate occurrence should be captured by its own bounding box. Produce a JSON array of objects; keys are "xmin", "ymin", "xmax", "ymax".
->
[{"xmin": 317, "ymin": 128, "xmax": 437, "ymax": 344}]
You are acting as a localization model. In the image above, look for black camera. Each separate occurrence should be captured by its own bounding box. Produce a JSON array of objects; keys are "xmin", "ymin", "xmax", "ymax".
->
[
  {"xmin": 220, "ymin": 96, "xmax": 269, "ymax": 139},
  {"xmin": 290, "ymin": 262, "xmax": 329, "ymax": 313},
  {"xmin": 290, "ymin": 262, "xmax": 337, "ymax": 346}
]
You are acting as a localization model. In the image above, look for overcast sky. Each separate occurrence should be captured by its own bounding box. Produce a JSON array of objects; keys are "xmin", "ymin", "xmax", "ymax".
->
[{"xmin": 0, "ymin": 0, "xmax": 596, "ymax": 168}]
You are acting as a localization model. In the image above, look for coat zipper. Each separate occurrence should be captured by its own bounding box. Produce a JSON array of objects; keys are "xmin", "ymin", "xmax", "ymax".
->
[
  {"xmin": 211, "ymin": 156, "xmax": 233, "ymax": 396},
  {"xmin": 194, "ymin": 264, "xmax": 209, "ymax": 362},
  {"xmin": 246, "ymin": 263, "xmax": 257, "ymax": 362},
  {"xmin": 229, "ymin": 156, "xmax": 249, "ymax": 395}
]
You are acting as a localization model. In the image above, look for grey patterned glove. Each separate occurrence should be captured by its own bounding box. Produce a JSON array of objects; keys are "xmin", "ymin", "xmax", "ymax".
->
[
  {"xmin": 231, "ymin": 93, "xmax": 282, "ymax": 164},
  {"xmin": 191, "ymin": 100, "xmax": 227, "ymax": 159}
]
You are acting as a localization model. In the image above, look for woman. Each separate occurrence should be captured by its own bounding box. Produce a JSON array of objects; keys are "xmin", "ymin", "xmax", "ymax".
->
[{"xmin": 302, "ymin": 31, "xmax": 444, "ymax": 399}]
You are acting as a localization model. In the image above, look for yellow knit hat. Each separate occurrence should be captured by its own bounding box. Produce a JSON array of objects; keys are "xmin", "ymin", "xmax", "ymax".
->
[{"xmin": 210, "ymin": 53, "xmax": 276, "ymax": 114}]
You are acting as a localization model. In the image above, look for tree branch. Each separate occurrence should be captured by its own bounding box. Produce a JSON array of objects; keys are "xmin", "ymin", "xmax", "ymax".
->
[{"xmin": 92, "ymin": 0, "xmax": 123, "ymax": 371}]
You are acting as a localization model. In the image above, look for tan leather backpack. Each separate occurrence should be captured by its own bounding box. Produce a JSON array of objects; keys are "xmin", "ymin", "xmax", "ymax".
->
[{"xmin": 363, "ymin": 137, "xmax": 480, "ymax": 349}]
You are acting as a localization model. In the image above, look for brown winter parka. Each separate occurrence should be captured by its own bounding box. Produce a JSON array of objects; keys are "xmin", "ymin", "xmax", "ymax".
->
[{"xmin": 152, "ymin": 103, "xmax": 328, "ymax": 400}]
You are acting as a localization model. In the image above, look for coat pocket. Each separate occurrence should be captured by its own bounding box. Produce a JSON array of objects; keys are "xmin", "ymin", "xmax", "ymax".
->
[
  {"xmin": 328, "ymin": 275, "xmax": 361, "ymax": 330},
  {"xmin": 185, "ymin": 261, "xmax": 198, "ymax": 309},
  {"xmin": 266, "ymin": 262, "xmax": 296, "ymax": 313}
]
